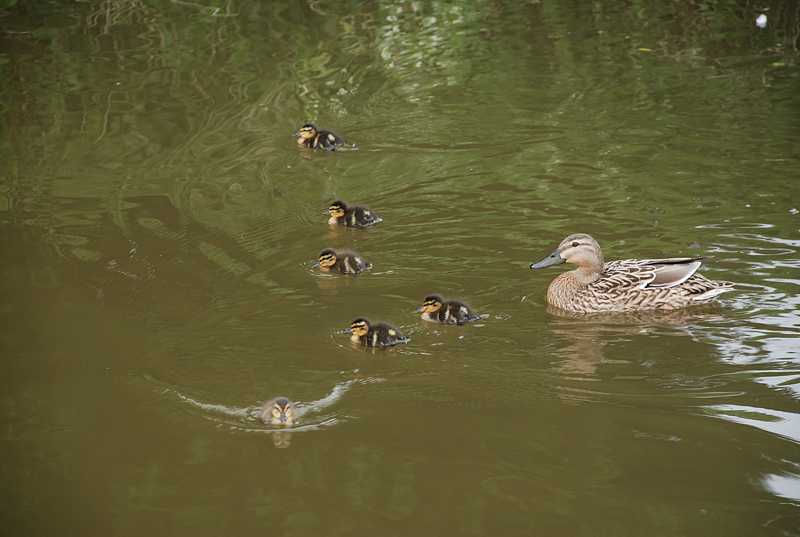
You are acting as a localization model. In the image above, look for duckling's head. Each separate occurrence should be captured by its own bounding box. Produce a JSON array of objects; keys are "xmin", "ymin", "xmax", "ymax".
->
[
  {"xmin": 318, "ymin": 248, "xmax": 338, "ymax": 269},
  {"xmin": 347, "ymin": 318, "xmax": 371, "ymax": 338},
  {"xmin": 268, "ymin": 397, "xmax": 295, "ymax": 426},
  {"xmin": 328, "ymin": 200, "xmax": 348, "ymax": 219},
  {"xmin": 296, "ymin": 123, "xmax": 318, "ymax": 141},
  {"xmin": 417, "ymin": 294, "xmax": 444, "ymax": 314},
  {"xmin": 530, "ymin": 233, "xmax": 604, "ymax": 272}
]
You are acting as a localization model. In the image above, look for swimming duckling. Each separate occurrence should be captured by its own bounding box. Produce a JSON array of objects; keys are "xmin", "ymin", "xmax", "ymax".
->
[
  {"xmin": 529, "ymin": 233, "xmax": 735, "ymax": 314},
  {"xmin": 317, "ymin": 248, "xmax": 372, "ymax": 275},
  {"xmin": 295, "ymin": 123, "xmax": 345, "ymax": 151},
  {"xmin": 328, "ymin": 200, "xmax": 383, "ymax": 228},
  {"xmin": 416, "ymin": 294, "xmax": 481, "ymax": 325},
  {"xmin": 260, "ymin": 397, "xmax": 296, "ymax": 426},
  {"xmin": 345, "ymin": 318, "xmax": 409, "ymax": 348}
]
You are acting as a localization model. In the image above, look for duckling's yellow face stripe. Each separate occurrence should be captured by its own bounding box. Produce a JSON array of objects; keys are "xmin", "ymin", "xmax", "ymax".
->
[
  {"xmin": 319, "ymin": 254, "xmax": 337, "ymax": 268},
  {"xmin": 350, "ymin": 322, "xmax": 369, "ymax": 336},
  {"xmin": 421, "ymin": 301, "xmax": 442, "ymax": 313},
  {"xmin": 298, "ymin": 127, "xmax": 316, "ymax": 140},
  {"xmin": 328, "ymin": 207, "xmax": 345, "ymax": 218},
  {"xmin": 271, "ymin": 403, "xmax": 294, "ymax": 424}
]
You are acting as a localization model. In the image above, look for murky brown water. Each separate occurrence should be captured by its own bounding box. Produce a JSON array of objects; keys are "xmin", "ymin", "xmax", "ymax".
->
[{"xmin": 2, "ymin": 1, "xmax": 799, "ymax": 535}]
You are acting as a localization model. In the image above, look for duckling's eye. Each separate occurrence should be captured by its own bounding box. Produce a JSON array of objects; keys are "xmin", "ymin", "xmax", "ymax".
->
[
  {"xmin": 272, "ymin": 408, "xmax": 281, "ymax": 417},
  {"xmin": 571, "ymin": 241, "xmax": 580, "ymax": 248}
]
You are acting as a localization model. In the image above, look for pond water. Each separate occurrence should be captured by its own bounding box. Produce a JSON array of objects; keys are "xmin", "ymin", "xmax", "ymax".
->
[{"xmin": 1, "ymin": 1, "xmax": 799, "ymax": 535}]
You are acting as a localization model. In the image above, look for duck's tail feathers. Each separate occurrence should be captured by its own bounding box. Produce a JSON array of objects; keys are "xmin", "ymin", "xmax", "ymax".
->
[{"xmin": 693, "ymin": 282, "xmax": 735, "ymax": 303}]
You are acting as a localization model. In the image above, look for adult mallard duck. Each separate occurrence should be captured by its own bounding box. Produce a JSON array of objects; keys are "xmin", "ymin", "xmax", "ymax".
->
[{"xmin": 529, "ymin": 233, "xmax": 734, "ymax": 314}]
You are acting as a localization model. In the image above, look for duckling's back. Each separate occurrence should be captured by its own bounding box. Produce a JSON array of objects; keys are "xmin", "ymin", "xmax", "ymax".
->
[
  {"xmin": 336, "ymin": 252, "xmax": 372, "ymax": 274},
  {"xmin": 369, "ymin": 323, "xmax": 409, "ymax": 347},
  {"xmin": 434, "ymin": 301, "xmax": 480, "ymax": 324},
  {"xmin": 347, "ymin": 206, "xmax": 382, "ymax": 227}
]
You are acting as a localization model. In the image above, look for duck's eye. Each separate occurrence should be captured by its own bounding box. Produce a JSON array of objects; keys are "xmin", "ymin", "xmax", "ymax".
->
[
  {"xmin": 571, "ymin": 241, "xmax": 580, "ymax": 248},
  {"xmin": 272, "ymin": 408, "xmax": 281, "ymax": 417}
]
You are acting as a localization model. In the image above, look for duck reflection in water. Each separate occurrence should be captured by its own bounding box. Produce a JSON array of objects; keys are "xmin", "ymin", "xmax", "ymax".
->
[
  {"xmin": 546, "ymin": 304, "xmax": 727, "ymax": 379},
  {"xmin": 271, "ymin": 431, "xmax": 293, "ymax": 449}
]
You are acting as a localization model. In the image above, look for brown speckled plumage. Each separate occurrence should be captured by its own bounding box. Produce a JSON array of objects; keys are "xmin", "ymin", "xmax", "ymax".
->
[{"xmin": 532, "ymin": 234, "xmax": 735, "ymax": 314}]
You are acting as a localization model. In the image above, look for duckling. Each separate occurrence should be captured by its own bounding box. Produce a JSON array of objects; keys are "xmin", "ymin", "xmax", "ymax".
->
[
  {"xmin": 295, "ymin": 123, "xmax": 345, "ymax": 151},
  {"xmin": 416, "ymin": 294, "xmax": 481, "ymax": 325},
  {"xmin": 529, "ymin": 233, "xmax": 735, "ymax": 314},
  {"xmin": 317, "ymin": 248, "xmax": 372, "ymax": 275},
  {"xmin": 260, "ymin": 397, "xmax": 296, "ymax": 426},
  {"xmin": 345, "ymin": 318, "xmax": 409, "ymax": 348},
  {"xmin": 328, "ymin": 200, "xmax": 383, "ymax": 228}
]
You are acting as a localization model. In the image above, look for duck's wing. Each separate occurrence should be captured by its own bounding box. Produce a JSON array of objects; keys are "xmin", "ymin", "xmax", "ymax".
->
[
  {"xmin": 602, "ymin": 257, "xmax": 704, "ymax": 290},
  {"xmin": 645, "ymin": 258, "xmax": 704, "ymax": 288}
]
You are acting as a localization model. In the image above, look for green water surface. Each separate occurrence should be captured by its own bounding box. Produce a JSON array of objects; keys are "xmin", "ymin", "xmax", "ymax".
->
[{"xmin": 1, "ymin": 1, "xmax": 799, "ymax": 536}]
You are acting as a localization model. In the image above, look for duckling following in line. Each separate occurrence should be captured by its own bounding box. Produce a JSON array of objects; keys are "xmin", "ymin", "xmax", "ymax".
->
[
  {"xmin": 416, "ymin": 294, "xmax": 481, "ymax": 325},
  {"xmin": 328, "ymin": 200, "xmax": 383, "ymax": 228},
  {"xmin": 529, "ymin": 233, "xmax": 735, "ymax": 314},
  {"xmin": 294, "ymin": 123, "xmax": 345, "ymax": 151},
  {"xmin": 317, "ymin": 248, "xmax": 372, "ymax": 275},
  {"xmin": 260, "ymin": 397, "xmax": 296, "ymax": 426},
  {"xmin": 345, "ymin": 318, "xmax": 409, "ymax": 348}
]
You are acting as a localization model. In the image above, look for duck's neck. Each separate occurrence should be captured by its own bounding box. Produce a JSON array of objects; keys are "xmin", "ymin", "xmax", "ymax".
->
[{"xmin": 572, "ymin": 265, "xmax": 602, "ymax": 285}]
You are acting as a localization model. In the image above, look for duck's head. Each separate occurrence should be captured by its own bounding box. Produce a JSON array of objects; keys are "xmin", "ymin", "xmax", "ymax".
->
[
  {"xmin": 345, "ymin": 318, "xmax": 371, "ymax": 337},
  {"xmin": 295, "ymin": 123, "xmax": 318, "ymax": 141},
  {"xmin": 530, "ymin": 233, "xmax": 604, "ymax": 272},
  {"xmin": 268, "ymin": 397, "xmax": 295, "ymax": 426},
  {"xmin": 318, "ymin": 248, "xmax": 338, "ymax": 269},
  {"xmin": 328, "ymin": 200, "xmax": 348, "ymax": 219},
  {"xmin": 416, "ymin": 294, "xmax": 444, "ymax": 314}
]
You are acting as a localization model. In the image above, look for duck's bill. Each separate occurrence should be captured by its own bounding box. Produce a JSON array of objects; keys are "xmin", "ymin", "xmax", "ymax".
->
[
  {"xmin": 414, "ymin": 306, "xmax": 425, "ymax": 313},
  {"xmin": 530, "ymin": 250, "xmax": 565, "ymax": 269},
  {"xmin": 311, "ymin": 261, "xmax": 321, "ymax": 268},
  {"xmin": 338, "ymin": 327, "xmax": 353, "ymax": 334}
]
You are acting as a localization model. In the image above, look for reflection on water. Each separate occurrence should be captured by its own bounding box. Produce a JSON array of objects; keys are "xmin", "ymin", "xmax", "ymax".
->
[
  {"xmin": 763, "ymin": 473, "xmax": 800, "ymax": 502},
  {"xmin": 547, "ymin": 305, "xmax": 728, "ymax": 377},
  {"xmin": 2, "ymin": 0, "xmax": 800, "ymax": 534},
  {"xmin": 705, "ymin": 404, "xmax": 800, "ymax": 444}
]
